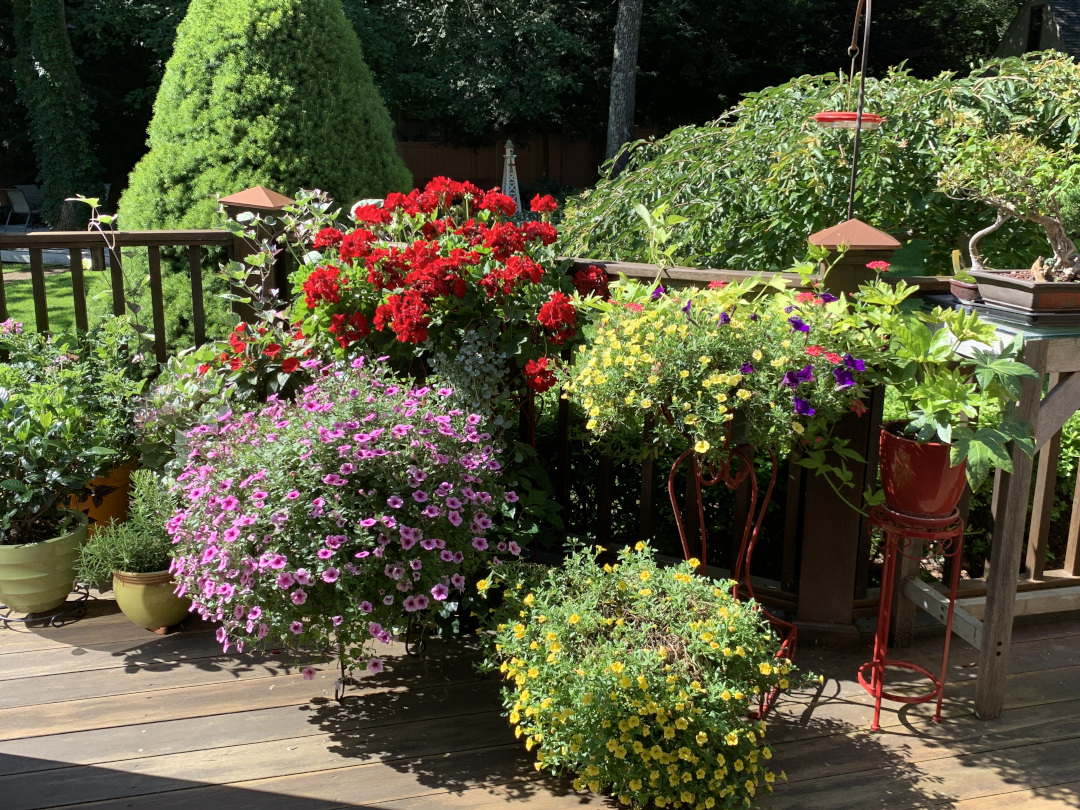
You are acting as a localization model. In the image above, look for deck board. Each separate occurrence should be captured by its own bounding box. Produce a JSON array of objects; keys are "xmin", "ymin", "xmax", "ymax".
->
[{"xmin": 1, "ymin": 600, "xmax": 1078, "ymax": 809}]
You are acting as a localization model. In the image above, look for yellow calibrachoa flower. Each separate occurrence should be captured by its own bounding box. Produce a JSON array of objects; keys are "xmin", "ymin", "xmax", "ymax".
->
[
  {"xmin": 568, "ymin": 613, "xmax": 581, "ymax": 625},
  {"xmin": 694, "ymin": 440, "xmax": 710, "ymax": 454}
]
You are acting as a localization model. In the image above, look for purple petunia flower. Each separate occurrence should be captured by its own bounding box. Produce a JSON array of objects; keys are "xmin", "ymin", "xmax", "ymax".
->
[
  {"xmin": 472, "ymin": 537, "xmax": 489, "ymax": 551},
  {"xmin": 387, "ymin": 495, "xmax": 404, "ymax": 508},
  {"xmin": 781, "ymin": 371, "xmax": 799, "ymax": 389},
  {"xmin": 788, "ymin": 316, "xmax": 810, "ymax": 333},
  {"xmin": 740, "ymin": 362, "xmax": 755, "ymax": 374},
  {"xmin": 795, "ymin": 365, "xmax": 814, "ymax": 385},
  {"xmin": 682, "ymin": 300, "xmax": 692, "ymax": 315},
  {"xmin": 820, "ymin": 292, "xmax": 839, "ymax": 303},
  {"xmin": 833, "ymin": 367, "xmax": 856, "ymax": 388},
  {"xmin": 651, "ymin": 285, "xmax": 665, "ymax": 300},
  {"xmin": 360, "ymin": 601, "xmax": 373, "ymax": 613},
  {"xmin": 367, "ymin": 657, "xmax": 385, "ymax": 674},
  {"xmin": 793, "ymin": 397, "xmax": 816, "ymax": 416},
  {"xmin": 451, "ymin": 573, "xmax": 466, "ymax": 589},
  {"xmin": 843, "ymin": 353, "xmax": 866, "ymax": 372},
  {"xmin": 718, "ymin": 311, "xmax": 731, "ymax": 325},
  {"xmin": 290, "ymin": 621, "xmax": 304, "ymax": 635}
]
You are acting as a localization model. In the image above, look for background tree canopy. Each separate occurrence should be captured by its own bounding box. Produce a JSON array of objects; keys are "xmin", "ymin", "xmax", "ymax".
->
[
  {"xmin": 1, "ymin": 0, "xmax": 1027, "ymax": 217},
  {"xmin": 118, "ymin": 0, "xmax": 410, "ymax": 231},
  {"xmin": 558, "ymin": 53, "xmax": 1080, "ymax": 274}
]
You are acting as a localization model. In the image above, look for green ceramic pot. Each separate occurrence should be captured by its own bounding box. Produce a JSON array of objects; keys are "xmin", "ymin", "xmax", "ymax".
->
[
  {"xmin": 112, "ymin": 570, "xmax": 191, "ymax": 631},
  {"xmin": 0, "ymin": 510, "xmax": 88, "ymax": 614}
]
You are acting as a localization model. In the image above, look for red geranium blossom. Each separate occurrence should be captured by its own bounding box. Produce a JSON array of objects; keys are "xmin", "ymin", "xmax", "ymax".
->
[
  {"xmin": 537, "ymin": 291, "xmax": 577, "ymax": 345},
  {"xmin": 572, "ymin": 265, "xmax": 610, "ymax": 299},
  {"xmin": 302, "ymin": 266, "xmax": 341, "ymax": 309},
  {"xmin": 374, "ymin": 290, "xmax": 430, "ymax": 344},
  {"xmin": 529, "ymin": 194, "xmax": 558, "ymax": 213},
  {"xmin": 477, "ymin": 189, "xmax": 518, "ymax": 217},
  {"xmin": 263, "ymin": 343, "xmax": 282, "ymax": 359},
  {"xmin": 313, "ymin": 228, "xmax": 344, "ymax": 251},
  {"xmin": 328, "ymin": 312, "xmax": 371, "ymax": 348},
  {"xmin": 282, "ymin": 357, "xmax": 300, "ymax": 373},
  {"xmin": 524, "ymin": 357, "xmax": 557, "ymax": 393}
]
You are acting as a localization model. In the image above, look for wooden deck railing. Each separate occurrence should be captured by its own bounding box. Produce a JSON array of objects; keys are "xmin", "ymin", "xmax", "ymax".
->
[
  {"xmin": 0, "ymin": 230, "xmax": 235, "ymax": 361},
  {"xmin": 2, "ymin": 230, "xmax": 1077, "ymax": 642}
]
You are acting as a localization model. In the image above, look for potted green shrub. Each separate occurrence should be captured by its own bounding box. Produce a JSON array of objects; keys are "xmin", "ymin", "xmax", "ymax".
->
[
  {"xmin": 77, "ymin": 470, "xmax": 190, "ymax": 631},
  {"xmin": 848, "ymin": 281, "xmax": 1039, "ymax": 516},
  {"xmin": 939, "ymin": 131, "xmax": 1080, "ymax": 313},
  {"xmin": 482, "ymin": 543, "xmax": 803, "ymax": 807},
  {"xmin": 0, "ymin": 318, "xmax": 151, "ymax": 614}
]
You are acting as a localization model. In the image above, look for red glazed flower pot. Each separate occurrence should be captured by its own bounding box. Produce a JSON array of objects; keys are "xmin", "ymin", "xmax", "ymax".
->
[{"xmin": 879, "ymin": 425, "xmax": 967, "ymax": 518}]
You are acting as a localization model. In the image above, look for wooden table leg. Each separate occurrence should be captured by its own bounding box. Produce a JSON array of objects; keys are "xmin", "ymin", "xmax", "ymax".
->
[{"xmin": 975, "ymin": 340, "xmax": 1047, "ymax": 720}]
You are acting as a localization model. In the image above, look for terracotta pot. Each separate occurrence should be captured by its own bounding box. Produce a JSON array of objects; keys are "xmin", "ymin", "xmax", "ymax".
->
[
  {"xmin": 112, "ymin": 570, "xmax": 191, "ymax": 631},
  {"xmin": 879, "ymin": 425, "xmax": 966, "ymax": 518},
  {"xmin": 71, "ymin": 458, "xmax": 138, "ymax": 536},
  {"xmin": 0, "ymin": 510, "xmax": 88, "ymax": 614}
]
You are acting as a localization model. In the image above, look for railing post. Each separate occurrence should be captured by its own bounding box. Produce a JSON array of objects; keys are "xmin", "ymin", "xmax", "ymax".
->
[{"xmin": 219, "ymin": 186, "xmax": 294, "ymax": 321}]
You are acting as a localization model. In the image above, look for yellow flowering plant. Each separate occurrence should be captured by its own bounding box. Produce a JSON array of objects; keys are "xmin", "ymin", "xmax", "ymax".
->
[
  {"xmin": 564, "ymin": 275, "xmax": 874, "ymax": 465},
  {"xmin": 481, "ymin": 543, "xmax": 802, "ymax": 809}
]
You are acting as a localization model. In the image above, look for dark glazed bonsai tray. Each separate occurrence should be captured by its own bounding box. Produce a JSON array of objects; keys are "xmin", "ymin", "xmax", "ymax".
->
[
  {"xmin": 971, "ymin": 301, "xmax": 1080, "ymax": 326},
  {"xmin": 971, "ymin": 269, "xmax": 1080, "ymax": 312}
]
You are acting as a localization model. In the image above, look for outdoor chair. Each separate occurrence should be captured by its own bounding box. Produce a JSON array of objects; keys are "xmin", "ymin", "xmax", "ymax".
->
[{"xmin": 4, "ymin": 188, "xmax": 39, "ymax": 230}]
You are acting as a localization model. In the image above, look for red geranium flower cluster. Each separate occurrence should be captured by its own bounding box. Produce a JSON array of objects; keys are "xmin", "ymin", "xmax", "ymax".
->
[
  {"xmin": 313, "ymin": 228, "xmax": 343, "ymax": 251},
  {"xmin": 530, "ymin": 194, "xmax": 558, "ymax": 213},
  {"xmin": 328, "ymin": 312, "xmax": 371, "ymax": 349},
  {"xmin": 572, "ymin": 264, "xmax": 610, "ymax": 299},
  {"xmin": 294, "ymin": 178, "xmax": 580, "ymax": 408},
  {"xmin": 374, "ymin": 290, "xmax": 430, "ymax": 344},
  {"xmin": 524, "ymin": 357, "xmax": 557, "ymax": 393},
  {"xmin": 302, "ymin": 265, "xmax": 342, "ymax": 309},
  {"xmin": 537, "ymin": 292, "xmax": 577, "ymax": 345}
]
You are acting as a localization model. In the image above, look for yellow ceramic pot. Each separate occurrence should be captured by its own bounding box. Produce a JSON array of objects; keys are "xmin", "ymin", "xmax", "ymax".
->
[
  {"xmin": 71, "ymin": 458, "xmax": 138, "ymax": 536},
  {"xmin": 112, "ymin": 570, "xmax": 192, "ymax": 631},
  {"xmin": 0, "ymin": 510, "xmax": 88, "ymax": 614}
]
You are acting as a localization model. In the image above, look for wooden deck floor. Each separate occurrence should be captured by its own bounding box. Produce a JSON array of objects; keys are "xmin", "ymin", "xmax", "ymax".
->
[{"xmin": 1, "ymin": 599, "xmax": 1078, "ymax": 810}]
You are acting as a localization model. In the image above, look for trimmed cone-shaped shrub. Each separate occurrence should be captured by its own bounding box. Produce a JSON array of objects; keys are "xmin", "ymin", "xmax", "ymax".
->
[{"xmin": 118, "ymin": 0, "xmax": 411, "ymax": 230}]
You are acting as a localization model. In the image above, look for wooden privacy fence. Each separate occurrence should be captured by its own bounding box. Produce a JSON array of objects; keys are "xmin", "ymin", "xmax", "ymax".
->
[{"xmin": 3, "ymin": 231, "xmax": 1080, "ymax": 656}]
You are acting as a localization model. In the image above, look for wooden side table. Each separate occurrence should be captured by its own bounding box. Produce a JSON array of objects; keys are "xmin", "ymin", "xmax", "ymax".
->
[{"xmin": 859, "ymin": 505, "xmax": 964, "ymax": 731}]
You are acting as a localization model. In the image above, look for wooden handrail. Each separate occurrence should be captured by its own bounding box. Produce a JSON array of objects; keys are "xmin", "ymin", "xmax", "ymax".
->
[{"xmin": 0, "ymin": 230, "xmax": 233, "ymax": 249}]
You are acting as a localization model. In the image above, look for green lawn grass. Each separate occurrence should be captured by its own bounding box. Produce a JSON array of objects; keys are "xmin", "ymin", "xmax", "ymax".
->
[{"xmin": 2, "ymin": 266, "xmax": 114, "ymax": 333}]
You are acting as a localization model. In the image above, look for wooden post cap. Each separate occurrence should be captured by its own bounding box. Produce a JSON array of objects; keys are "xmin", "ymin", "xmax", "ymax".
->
[
  {"xmin": 218, "ymin": 186, "xmax": 294, "ymax": 211},
  {"xmin": 808, "ymin": 218, "xmax": 901, "ymax": 252}
]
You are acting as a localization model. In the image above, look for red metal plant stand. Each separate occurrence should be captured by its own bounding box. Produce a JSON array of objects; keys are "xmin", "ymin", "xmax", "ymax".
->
[
  {"xmin": 667, "ymin": 441, "xmax": 798, "ymax": 719},
  {"xmin": 859, "ymin": 505, "xmax": 964, "ymax": 731}
]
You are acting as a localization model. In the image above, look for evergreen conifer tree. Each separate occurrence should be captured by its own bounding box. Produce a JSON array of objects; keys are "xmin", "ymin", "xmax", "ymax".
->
[{"xmin": 119, "ymin": 0, "xmax": 410, "ymax": 230}]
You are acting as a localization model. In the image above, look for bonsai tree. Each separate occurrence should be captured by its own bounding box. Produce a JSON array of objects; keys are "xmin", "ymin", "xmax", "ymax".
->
[
  {"xmin": 119, "ymin": 0, "xmax": 411, "ymax": 232},
  {"xmin": 939, "ymin": 131, "xmax": 1080, "ymax": 278}
]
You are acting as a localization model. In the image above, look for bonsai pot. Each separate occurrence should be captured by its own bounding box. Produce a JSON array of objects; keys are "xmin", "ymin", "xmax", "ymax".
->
[
  {"xmin": 971, "ymin": 269, "xmax": 1080, "ymax": 312},
  {"xmin": 949, "ymin": 277, "xmax": 981, "ymax": 303},
  {"xmin": 879, "ymin": 425, "xmax": 966, "ymax": 518},
  {"xmin": 112, "ymin": 570, "xmax": 191, "ymax": 631},
  {"xmin": 71, "ymin": 457, "xmax": 138, "ymax": 536},
  {"xmin": 0, "ymin": 510, "xmax": 89, "ymax": 614}
]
